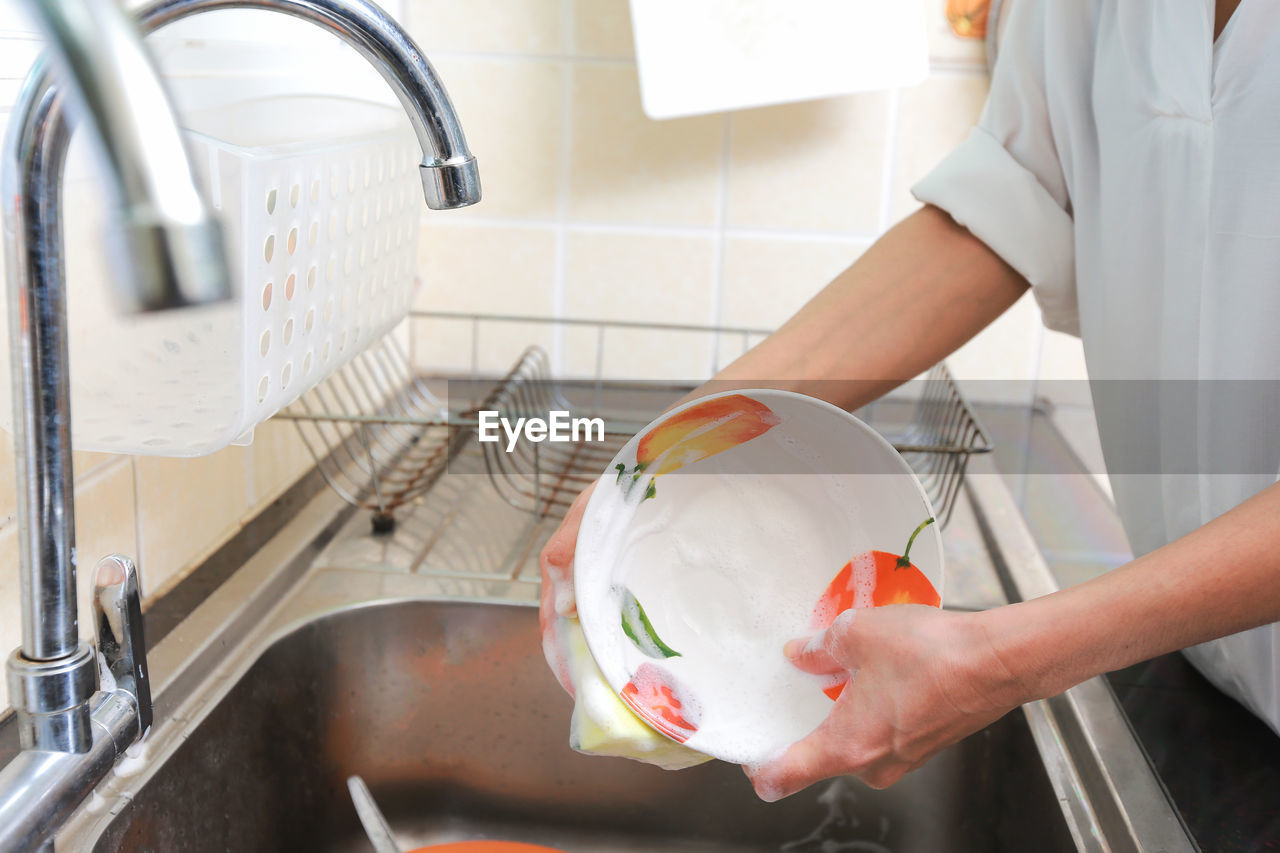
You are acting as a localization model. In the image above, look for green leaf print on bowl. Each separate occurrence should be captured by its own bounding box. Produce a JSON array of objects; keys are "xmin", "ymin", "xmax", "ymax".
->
[{"xmin": 620, "ymin": 588, "xmax": 681, "ymax": 659}]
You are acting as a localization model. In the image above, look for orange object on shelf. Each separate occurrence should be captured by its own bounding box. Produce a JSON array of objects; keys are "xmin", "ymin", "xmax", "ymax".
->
[{"xmin": 945, "ymin": 0, "xmax": 990, "ymax": 38}]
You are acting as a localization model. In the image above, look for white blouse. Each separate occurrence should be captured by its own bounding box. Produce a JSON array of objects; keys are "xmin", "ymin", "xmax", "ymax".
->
[{"xmin": 914, "ymin": 1, "xmax": 1280, "ymax": 734}]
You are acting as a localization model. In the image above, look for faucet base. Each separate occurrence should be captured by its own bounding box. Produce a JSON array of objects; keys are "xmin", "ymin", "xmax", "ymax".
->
[{"xmin": 5, "ymin": 644, "xmax": 97, "ymax": 753}]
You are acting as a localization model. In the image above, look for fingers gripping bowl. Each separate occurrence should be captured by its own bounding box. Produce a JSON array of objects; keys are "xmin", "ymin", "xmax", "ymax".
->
[{"xmin": 574, "ymin": 390, "xmax": 944, "ymax": 766}]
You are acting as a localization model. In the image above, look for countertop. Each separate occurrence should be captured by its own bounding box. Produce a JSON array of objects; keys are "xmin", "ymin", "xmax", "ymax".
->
[{"xmin": 977, "ymin": 401, "xmax": 1280, "ymax": 853}]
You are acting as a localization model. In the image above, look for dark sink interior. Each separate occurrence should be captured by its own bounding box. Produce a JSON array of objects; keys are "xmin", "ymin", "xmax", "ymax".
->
[{"xmin": 93, "ymin": 600, "xmax": 1075, "ymax": 852}]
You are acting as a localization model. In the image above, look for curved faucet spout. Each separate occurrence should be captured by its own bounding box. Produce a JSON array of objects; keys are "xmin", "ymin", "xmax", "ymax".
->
[{"xmin": 133, "ymin": 0, "xmax": 482, "ymax": 209}]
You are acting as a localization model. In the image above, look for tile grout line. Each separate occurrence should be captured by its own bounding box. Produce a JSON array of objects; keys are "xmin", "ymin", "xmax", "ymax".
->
[
  {"xmin": 418, "ymin": 49, "xmax": 635, "ymax": 66},
  {"xmin": 708, "ymin": 114, "xmax": 733, "ymax": 375},
  {"xmin": 245, "ymin": 439, "xmax": 257, "ymax": 521},
  {"xmin": 129, "ymin": 456, "xmax": 145, "ymax": 586},
  {"xmin": 550, "ymin": 0, "xmax": 576, "ymax": 375},
  {"xmin": 402, "ymin": 50, "xmax": 989, "ymax": 77},
  {"xmin": 1028, "ymin": 314, "xmax": 1047, "ymax": 408},
  {"xmin": 876, "ymin": 87, "xmax": 902, "ymax": 235},
  {"xmin": 441, "ymin": 214, "xmax": 878, "ymax": 245},
  {"xmin": 0, "ymin": 453, "xmax": 133, "ymax": 542},
  {"xmin": 74, "ymin": 455, "xmax": 131, "ymax": 493}
]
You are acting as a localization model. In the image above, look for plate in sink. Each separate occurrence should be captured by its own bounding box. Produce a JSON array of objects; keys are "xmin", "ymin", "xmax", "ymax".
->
[{"xmin": 574, "ymin": 389, "xmax": 943, "ymax": 765}]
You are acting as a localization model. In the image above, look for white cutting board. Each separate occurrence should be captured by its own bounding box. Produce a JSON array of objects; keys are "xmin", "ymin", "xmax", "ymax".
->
[{"xmin": 629, "ymin": 0, "xmax": 928, "ymax": 120}]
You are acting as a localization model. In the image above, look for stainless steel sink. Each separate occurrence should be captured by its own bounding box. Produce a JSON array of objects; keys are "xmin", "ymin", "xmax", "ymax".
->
[
  {"xmin": 87, "ymin": 598, "xmax": 1072, "ymax": 853},
  {"xmin": 55, "ymin": 462, "xmax": 1195, "ymax": 853}
]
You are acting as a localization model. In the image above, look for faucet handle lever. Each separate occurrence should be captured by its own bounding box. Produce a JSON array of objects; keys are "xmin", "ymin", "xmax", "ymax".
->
[{"xmin": 93, "ymin": 555, "xmax": 152, "ymax": 735}]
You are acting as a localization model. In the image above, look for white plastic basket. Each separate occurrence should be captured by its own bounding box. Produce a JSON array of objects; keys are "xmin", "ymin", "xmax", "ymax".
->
[{"xmin": 0, "ymin": 94, "xmax": 421, "ymax": 456}]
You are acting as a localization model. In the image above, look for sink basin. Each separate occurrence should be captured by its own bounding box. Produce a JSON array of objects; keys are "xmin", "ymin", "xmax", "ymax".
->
[{"xmin": 89, "ymin": 599, "xmax": 1074, "ymax": 852}]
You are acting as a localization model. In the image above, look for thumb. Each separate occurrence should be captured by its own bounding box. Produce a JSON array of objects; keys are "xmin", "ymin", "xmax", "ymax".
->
[
  {"xmin": 539, "ymin": 483, "xmax": 596, "ymax": 617},
  {"xmin": 745, "ymin": 721, "xmax": 849, "ymax": 802},
  {"xmin": 783, "ymin": 634, "xmax": 842, "ymax": 675},
  {"xmin": 785, "ymin": 609, "xmax": 863, "ymax": 674},
  {"xmin": 540, "ymin": 615, "xmax": 577, "ymax": 699}
]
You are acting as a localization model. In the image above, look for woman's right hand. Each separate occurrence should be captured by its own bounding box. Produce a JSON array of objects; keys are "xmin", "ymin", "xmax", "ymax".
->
[{"xmin": 539, "ymin": 482, "xmax": 596, "ymax": 697}]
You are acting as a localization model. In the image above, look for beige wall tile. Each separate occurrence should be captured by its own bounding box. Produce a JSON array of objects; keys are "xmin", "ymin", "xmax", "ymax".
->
[
  {"xmin": 727, "ymin": 95, "xmax": 888, "ymax": 235},
  {"xmin": 568, "ymin": 64, "xmax": 724, "ymax": 227},
  {"xmin": 1037, "ymin": 328, "xmax": 1089, "ymax": 381},
  {"xmin": 570, "ymin": 0, "xmax": 634, "ymax": 58},
  {"xmin": 134, "ymin": 445, "xmax": 250, "ymax": 598},
  {"xmin": 720, "ymin": 237, "xmax": 864, "ymax": 330},
  {"xmin": 0, "ymin": 443, "xmax": 128, "ymax": 529},
  {"xmin": 712, "ymin": 330, "xmax": 769, "ymax": 376},
  {"xmin": 416, "ymin": 223, "xmax": 557, "ymax": 313},
  {"xmin": 0, "ymin": 527, "xmax": 19, "ymax": 710},
  {"xmin": 0, "ymin": 442, "xmax": 13, "ymax": 528},
  {"xmin": 412, "ymin": 317, "xmax": 555, "ymax": 376},
  {"xmin": 1036, "ymin": 326, "xmax": 1093, "ymax": 408},
  {"xmin": 404, "ymin": 0, "xmax": 563, "ymax": 55},
  {"xmin": 0, "ymin": 460, "xmax": 136, "ymax": 710},
  {"xmin": 561, "ymin": 230, "xmax": 715, "ymax": 379},
  {"xmin": 72, "ymin": 450, "xmax": 120, "ymax": 480},
  {"xmin": 71, "ymin": 461, "xmax": 139, "ymax": 645},
  {"xmin": 890, "ymin": 72, "xmax": 989, "ymax": 222},
  {"xmin": 948, "ymin": 291, "xmax": 1041, "ymax": 402},
  {"xmin": 431, "ymin": 57, "xmax": 563, "ymax": 220},
  {"xmin": 562, "ymin": 230, "xmax": 715, "ymax": 322},
  {"xmin": 408, "ymin": 314, "xmax": 477, "ymax": 376},
  {"xmin": 73, "ymin": 461, "xmax": 139, "ymax": 584},
  {"xmin": 250, "ymin": 418, "xmax": 315, "ymax": 509},
  {"xmin": 575, "ymin": 326, "xmax": 717, "ymax": 382},
  {"xmin": 413, "ymin": 222, "xmax": 557, "ymax": 373}
]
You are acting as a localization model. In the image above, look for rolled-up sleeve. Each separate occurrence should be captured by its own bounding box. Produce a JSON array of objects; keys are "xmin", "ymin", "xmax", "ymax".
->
[{"xmin": 911, "ymin": 0, "xmax": 1079, "ymax": 336}]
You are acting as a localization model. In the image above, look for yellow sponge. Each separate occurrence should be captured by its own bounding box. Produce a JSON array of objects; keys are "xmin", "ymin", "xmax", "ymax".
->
[{"xmin": 564, "ymin": 617, "xmax": 711, "ymax": 771}]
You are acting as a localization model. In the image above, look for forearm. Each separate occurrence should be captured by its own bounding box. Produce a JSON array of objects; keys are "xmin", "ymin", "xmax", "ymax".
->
[
  {"xmin": 984, "ymin": 480, "xmax": 1280, "ymax": 703},
  {"xmin": 697, "ymin": 205, "xmax": 1029, "ymax": 411}
]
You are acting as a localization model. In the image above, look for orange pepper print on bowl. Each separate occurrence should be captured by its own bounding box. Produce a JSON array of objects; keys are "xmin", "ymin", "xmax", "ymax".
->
[
  {"xmin": 620, "ymin": 663, "xmax": 700, "ymax": 743},
  {"xmin": 616, "ymin": 394, "xmax": 781, "ymax": 500},
  {"xmin": 811, "ymin": 517, "xmax": 941, "ymax": 700}
]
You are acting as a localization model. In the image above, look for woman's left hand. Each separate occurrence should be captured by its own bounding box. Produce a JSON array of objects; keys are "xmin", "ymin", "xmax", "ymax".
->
[{"xmin": 744, "ymin": 605, "xmax": 1029, "ymax": 799}]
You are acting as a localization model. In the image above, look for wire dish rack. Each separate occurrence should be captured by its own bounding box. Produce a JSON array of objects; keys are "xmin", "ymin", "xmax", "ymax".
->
[{"xmin": 281, "ymin": 311, "xmax": 991, "ymax": 576}]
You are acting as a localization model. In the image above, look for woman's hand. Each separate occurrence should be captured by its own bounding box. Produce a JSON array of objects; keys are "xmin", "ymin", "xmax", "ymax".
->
[
  {"xmin": 538, "ymin": 482, "xmax": 596, "ymax": 697},
  {"xmin": 745, "ymin": 605, "xmax": 1028, "ymax": 799}
]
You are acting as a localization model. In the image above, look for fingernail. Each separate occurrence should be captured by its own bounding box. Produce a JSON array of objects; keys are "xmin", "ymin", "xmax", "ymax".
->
[
  {"xmin": 753, "ymin": 775, "xmax": 785, "ymax": 803},
  {"xmin": 554, "ymin": 587, "xmax": 576, "ymax": 617},
  {"xmin": 783, "ymin": 639, "xmax": 806, "ymax": 660}
]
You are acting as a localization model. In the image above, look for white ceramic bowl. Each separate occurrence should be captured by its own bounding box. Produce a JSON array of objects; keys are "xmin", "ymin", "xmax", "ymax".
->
[{"xmin": 574, "ymin": 389, "xmax": 943, "ymax": 765}]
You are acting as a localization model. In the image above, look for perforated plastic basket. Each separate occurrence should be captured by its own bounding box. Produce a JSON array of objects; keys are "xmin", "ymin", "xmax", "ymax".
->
[{"xmin": 0, "ymin": 95, "xmax": 421, "ymax": 456}]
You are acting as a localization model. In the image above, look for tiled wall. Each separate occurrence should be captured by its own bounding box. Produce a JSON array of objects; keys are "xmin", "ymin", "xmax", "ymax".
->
[
  {"xmin": 406, "ymin": 0, "xmax": 1089, "ymax": 393},
  {"xmin": 0, "ymin": 0, "xmax": 1091, "ymax": 710}
]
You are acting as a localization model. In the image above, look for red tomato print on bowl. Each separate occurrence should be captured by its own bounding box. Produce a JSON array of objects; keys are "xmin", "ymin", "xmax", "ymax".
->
[
  {"xmin": 811, "ymin": 517, "xmax": 941, "ymax": 700},
  {"xmin": 620, "ymin": 663, "xmax": 700, "ymax": 743}
]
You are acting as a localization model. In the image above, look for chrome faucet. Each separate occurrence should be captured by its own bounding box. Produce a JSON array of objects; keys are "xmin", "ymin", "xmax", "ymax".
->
[
  {"xmin": 0, "ymin": 0, "xmax": 479, "ymax": 846},
  {"xmin": 134, "ymin": 0, "xmax": 481, "ymax": 209}
]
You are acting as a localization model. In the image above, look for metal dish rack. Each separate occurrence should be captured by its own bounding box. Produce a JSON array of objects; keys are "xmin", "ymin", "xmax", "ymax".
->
[{"xmin": 281, "ymin": 311, "xmax": 992, "ymax": 554}]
